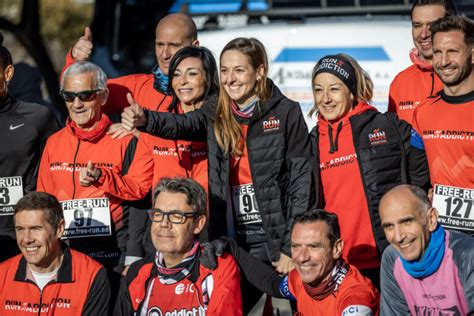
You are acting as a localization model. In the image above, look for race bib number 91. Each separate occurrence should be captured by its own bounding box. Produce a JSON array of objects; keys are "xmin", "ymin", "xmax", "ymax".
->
[
  {"xmin": 61, "ymin": 198, "xmax": 112, "ymax": 238},
  {"xmin": 433, "ymin": 184, "xmax": 474, "ymax": 232},
  {"xmin": 232, "ymin": 183, "xmax": 262, "ymax": 226},
  {"xmin": 0, "ymin": 176, "xmax": 23, "ymax": 216}
]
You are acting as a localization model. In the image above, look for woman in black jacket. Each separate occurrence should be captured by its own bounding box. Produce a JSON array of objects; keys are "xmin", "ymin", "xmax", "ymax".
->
[
  {"xmin": 122, "ymin": 38, "xmax": 315, "ymax": 313},
  {"xmin": 309, "ymin": 53, "xmax": 430, "ymax": 287}
]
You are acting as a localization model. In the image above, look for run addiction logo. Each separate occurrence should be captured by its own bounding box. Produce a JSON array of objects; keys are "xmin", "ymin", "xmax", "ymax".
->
[
  {"xmin": 147, "ymin": 306, "xmax": 205, "ymax": 316},
  {"xmin": 398, "ymin": 100, "xmax": 420, "ymax": 110},
  {"xmin": 422, "ymin": 130, "xmax": 474, "ymax": 141},
  {"xmin": 262, "ymin": 116, "xmax": 280, "ymax": 132},
  {"xmin": 368, "ymin": 128, "xmax": 387, "ymax": 145}
]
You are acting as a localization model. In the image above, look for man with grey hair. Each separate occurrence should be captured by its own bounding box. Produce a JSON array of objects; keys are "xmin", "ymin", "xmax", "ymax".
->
[
  {"xmin": 379, "ymin": 184, "xmax": 473, "ymax": 315},
  {"xmin": 115, "ymin": 177, "xmax": 242, "ymax": 315},
  {"xmin": 37, "ymin": 61, "xmax": 153, "ymax": 302}
]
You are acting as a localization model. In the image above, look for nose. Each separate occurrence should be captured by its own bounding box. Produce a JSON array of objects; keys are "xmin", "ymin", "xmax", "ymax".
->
[
  {"xmin": 159, "ymin": 215, "xmax": 172, "ymax": 228},
  {"xmin": 322, "ymin": 90, "xmax": 332, "ymax": 104},
  {"xmin": 394, "ymin": 225, "xmax": 405, "ymax": 244},
  {"xmin": 180, "ymin": 74, "xmax": 188, "ymax": 85},
  {"xmin": 225, "ymin": 70, "xmax": 236, "ymax": 84},
  {"xmin": 160, "ymin": 45, "xmax": 171, "ymax": 60},
  {"xmin": 72, "ymin": 96, "xmax": 83, "ymax": 108},
  {"xmin": 21, "ymin": 229, "xmax": 34, "ymax": 244},
  {"xmin": 420, "ymin": 24, "xmax": 431, "ymax": 39},
  {"xmin": 440, "ymin": 52, "xmax": 450, "ymax": 67}
]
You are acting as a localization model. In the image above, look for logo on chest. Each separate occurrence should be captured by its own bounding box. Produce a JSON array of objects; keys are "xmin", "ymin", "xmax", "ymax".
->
[
  {"xmin": 262, "ymin": 116, "xmax": 280, "ymax": 132},
  {"xmin": 368, "ymin": 128, "xmax": 387, "ymax": 146},
  {"xmin": 398, "ymin": 100, "xmax": 420, "ymax": 110}
]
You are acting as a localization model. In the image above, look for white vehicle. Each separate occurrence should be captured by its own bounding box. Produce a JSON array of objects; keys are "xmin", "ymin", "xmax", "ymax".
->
[{"xmin": 199, "ymin": 16, "xmax": 413, "ymax": 128}]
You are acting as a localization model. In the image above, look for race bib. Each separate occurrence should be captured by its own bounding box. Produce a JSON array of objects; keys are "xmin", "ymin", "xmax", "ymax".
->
[
  {"xmin": 433, "ymin": 184, "xmax": 474, "ymax": 232},
  {"xmin": 0, "ymin": 176, "xmax": 23, "ymax": 216},
  {"xmin": 61, "ymin": 198, "xmax": 112, "ymax": 238},
  {"xmin": 231, "ymin": 183, "xmax": 262, "ymax": 226}
]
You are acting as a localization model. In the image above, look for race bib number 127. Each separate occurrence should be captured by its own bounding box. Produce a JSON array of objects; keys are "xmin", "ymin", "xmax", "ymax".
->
[
  {"xmin": 61, "ymin": 198, "xmax": 112, "ymax": 238},
  {"xmin": 433, "ymin": 184, "xmax": 474, "ymax": 232}
]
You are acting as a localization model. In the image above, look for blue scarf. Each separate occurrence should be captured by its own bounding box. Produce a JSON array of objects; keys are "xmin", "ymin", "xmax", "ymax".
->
[
  {"xmin": 152, "ymin": 65, "xmax": 169, "ymax": 95},
  {"xmin": 400, "ymin": 224, "xmax": 445, "ymax": 279}
]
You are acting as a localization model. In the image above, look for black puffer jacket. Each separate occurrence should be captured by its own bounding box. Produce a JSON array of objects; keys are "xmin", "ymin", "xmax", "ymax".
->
[
  {"xmin": 311, "ymin": 110, "xmax": 430, "ymax": 252},
  {"xmin": 143, "ymin": 79, "xmax": 316, "ymax": 260}
]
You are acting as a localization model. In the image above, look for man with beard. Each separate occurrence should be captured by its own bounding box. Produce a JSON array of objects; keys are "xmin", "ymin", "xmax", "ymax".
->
[
  {"xmin": 412, "ymin": 15, "xmax": 474, "ymax": 235},
  {"xmin": 388, "ymin": 0, "xmax": 456, "ymax": 124}
]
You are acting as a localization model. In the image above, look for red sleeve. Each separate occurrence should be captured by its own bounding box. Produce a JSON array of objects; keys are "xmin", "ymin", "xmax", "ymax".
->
[
  {"xmin": 94, "ymin": 136, "xmax": 153, "ymax": 201},
  {"xmin": 387, "ymin": 80, "xmax": 398, "ymax": 113},
  {"xmin": 37, "ymin": 139, "xmax": 53, "ymax": 193},
  {"xmin": 336, "ymin": 284, "xmax": 380, "ymax": 316},
  {"xmin": 206, "ymin": 254, "xmax": 243, "ymax": 316}
]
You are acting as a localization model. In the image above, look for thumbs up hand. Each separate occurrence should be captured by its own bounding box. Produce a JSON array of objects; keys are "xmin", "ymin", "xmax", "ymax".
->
[
  {"xmin": 121, "ymin": 93, "xmax": 147, "ymax": 131},
  {"xmin": 79, "ymin": 160, "xmax": 102, "ymax": 187},
  {"xmin": 72, "ymin": 27, "xmax": 93, "ymax": 61}
]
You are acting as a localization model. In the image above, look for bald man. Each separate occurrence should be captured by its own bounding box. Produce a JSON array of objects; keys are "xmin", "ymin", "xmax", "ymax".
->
[
  {"xmin": 378, "ymin": 185, "xmax": 473, "ymax": 315},
  {"xmin": 63, "ymin": 13, "xmax": 201, "ymax": 268},
  {"xmin": 65, "ymin": 13, "xmax": 199, "ymax": 115}
]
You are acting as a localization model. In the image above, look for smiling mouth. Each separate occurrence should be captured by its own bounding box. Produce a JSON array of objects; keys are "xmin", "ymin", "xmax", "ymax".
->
[
  {"xmin": 398, "ymin": 240, "xmax": 415, "ymax": 250},
  {"xmin": 25, "ymin": 246, "xmax": 39, "ymax": 252}
]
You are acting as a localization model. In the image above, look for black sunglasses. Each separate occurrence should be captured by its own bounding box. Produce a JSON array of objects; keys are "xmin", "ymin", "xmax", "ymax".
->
[{"xmin": 60, "ymin": 89, "xmax": 102, "ymax": 102}]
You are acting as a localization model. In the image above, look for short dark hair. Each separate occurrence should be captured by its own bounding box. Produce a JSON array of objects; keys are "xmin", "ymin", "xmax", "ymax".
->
[
  {"xmin": 14, "ymin": 192, "xmax": 64, "ymax": 231},
  {"xmin": 410, "ymin": 0, "xmax": 457, "ymax": 19},
  {"xmin": 0, "ymin": 32, "xmax": 13, "ymax": 70},
  {"xmin": 168, "ymin": 46, "xmax": 219, "ymax": 110},
  {"xmin": 153, "ymin": 177, "xmax": 207, "ymax": 216},
  {"xmin": 430, "ymin": 15, "xmax": 474, "ymax": 45},
  {"xmin": 292, "ymin": 209, "xmax": 341, "ymax": 247}
]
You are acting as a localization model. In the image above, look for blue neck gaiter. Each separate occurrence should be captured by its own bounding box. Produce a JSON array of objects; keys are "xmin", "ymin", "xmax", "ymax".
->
[
  {"xmin": 400, "ymin": 224, "xmax": 446, "ymax": 279},
  {"xmin": 152, "ymin": 65, "xmax": 169, "ymax": 95}
]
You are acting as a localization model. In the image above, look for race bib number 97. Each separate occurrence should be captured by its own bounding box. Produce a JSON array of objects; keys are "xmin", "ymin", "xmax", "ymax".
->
[
  {"xmin": 0, "ymin": 176, "xmax": 23, "ymax": 216},
  {"xmin": 433, "ymin": 184, "xmax": 474, "ymax": 232},
  {"xmin": 61, "ymin": 198, "xmax": 112, "ymax": 238}
]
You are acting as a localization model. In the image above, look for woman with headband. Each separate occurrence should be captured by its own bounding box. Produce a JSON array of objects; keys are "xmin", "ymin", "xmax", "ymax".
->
[{"xmin": 309, "ymin": 54, "xmax": 430, "ymax": 287}]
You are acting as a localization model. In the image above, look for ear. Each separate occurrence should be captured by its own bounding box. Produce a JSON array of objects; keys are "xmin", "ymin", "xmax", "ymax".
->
[
  {"xmin": 256, "ymin": 64, "xmax": 265, "ymax": 82},
  {"xmin": 426, "ymin": 207, "xmax": 439, "ymax": 232},
  {"xmin": 332, "ymin": 239, "xmax": 344, "ymax": 260},
  {"xmin": 192, "ymin": 39, "xmax": 200, "ymax": 47},
  {"xmin": 193, "ymin": 214, "xmax": 207, "ymax": 235},
  {"xmin": 56, "ymin": 218, "xmax": 65, "ymax": 239},
  {"xmin": 101, "ymin": 88, "xmax": 109, "ymax": 106},
  {"xmin": 4, "ymin": 64, "xmax": 14, "ymax": 82}
]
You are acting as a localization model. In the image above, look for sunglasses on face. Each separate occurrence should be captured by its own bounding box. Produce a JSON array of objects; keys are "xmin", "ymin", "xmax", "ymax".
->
[{"xmin": 60, "ymin": 89, "xmax": 102, "ymax": 102}]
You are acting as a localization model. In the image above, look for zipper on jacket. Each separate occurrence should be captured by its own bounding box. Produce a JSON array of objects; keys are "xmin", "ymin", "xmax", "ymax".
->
[
  {"xmin": 71, "ymin": 139, "xmax": 81, "ymax": 199},
  {"xmin": 244, "ymin": 119, "xmax": 275, "ymax": 262},
  {"xmin": 37, "ymin": 280, "xmax": 57, "ymax": 316}
]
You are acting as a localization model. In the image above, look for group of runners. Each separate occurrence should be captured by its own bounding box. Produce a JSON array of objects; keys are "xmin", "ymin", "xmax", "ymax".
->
[{"xmin": 0, "ymin": 0, "xmax": 472, "ymax": 315}]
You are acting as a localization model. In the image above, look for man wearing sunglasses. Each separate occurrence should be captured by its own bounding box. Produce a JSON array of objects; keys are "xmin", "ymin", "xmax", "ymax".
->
[
  {"xmin": 115, "ymin": 177, "xmax": 242, "ymax": 315},
  {"xmin": 37, "ymin": 61, "xmax": 153, "ymax": 306}
]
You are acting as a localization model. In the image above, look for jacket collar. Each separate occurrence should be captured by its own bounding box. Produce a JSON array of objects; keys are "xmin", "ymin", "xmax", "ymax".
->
[{"xmin": 14, "ymin": 244, "xmax": 74, "ymax": 283}]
